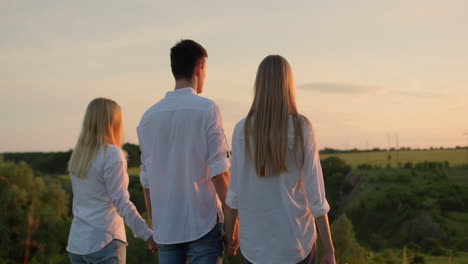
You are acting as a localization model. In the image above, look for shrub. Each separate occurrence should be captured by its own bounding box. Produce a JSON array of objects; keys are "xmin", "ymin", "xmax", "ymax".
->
[
  {"xmin": 382, "ymin": 249, "xmax": 398, "ymax": 264},
  {"xmin": 321, "ymin": 156, "xmax": 351, "ymax": 178},
  {"xmin": 454, "ymin": 237, "xmax": 468, "ymax": 251},
  {"xmin": 414, "ymin": 161, "xmax": 444, "ymax": 171},
  {"xmin": 394, "ymin": 173, "xmax": 411, "ymax": 184},
  {"xmin": 444, "ymin": 161, "xmax": 450, "ymax": 168},
  {"xmin": 403, "ymin": 162, "xmax": 413, "ymax": 169},
  {"xmin": 357, "ymin": 163, "xmax": 373, "ymax": 170},
  {"xmin": 411, "ymin": 254, "xmax": 426, "ymax": 264},
  {"xmin": 439, "ymin": 196, "xmax": 465, "ymax": 211},
  {"xmin": 331, "ymin": 215, "xmax": 367, "ymax": 264}
]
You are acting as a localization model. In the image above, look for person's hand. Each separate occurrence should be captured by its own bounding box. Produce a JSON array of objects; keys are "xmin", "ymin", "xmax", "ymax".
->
[
  {"xmin": 224, "ymin": 234, "xmax": 239, "ymax": 256},
  {"xmin": 321, "ymin": 252, "xmax": 336, "ymax": 264},
  {"xmin": 224, "ymin": 222, "xmax": 240, "ymax": 256},
  {"xmin": 146, "ymin": 237, "xmax": 158, "ymax": 255}
]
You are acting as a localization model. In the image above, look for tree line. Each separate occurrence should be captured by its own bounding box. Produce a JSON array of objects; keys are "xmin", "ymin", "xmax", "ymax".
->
[{"xmin": 4, "ymin": 143, "xmax": 464, "ymax": 175}]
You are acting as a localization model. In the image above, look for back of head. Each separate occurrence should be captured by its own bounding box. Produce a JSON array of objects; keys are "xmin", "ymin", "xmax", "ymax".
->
[
  {"xmin": 170, "ymin": 39, "xmax": 208, "ymax": 81},
  {"xmin": 245, "ymin": 55, "xmax": 305, "ymax": 176},
  {"xmin": 68, "ymin": 98, "xmax": 122, "ymax": 178}
]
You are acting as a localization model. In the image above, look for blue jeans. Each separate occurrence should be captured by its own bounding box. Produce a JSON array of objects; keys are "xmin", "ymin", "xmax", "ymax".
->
[
  {"xmin": 68, "ymin": 239, "xmax": 126, "ymax": 264},
  {"xmin": 158, "ymin": 223, "xmax": 223, "ymax": 264},
  {"xmin": 242, "ymin": 243, "xmax": 316, "ymax": 264}
]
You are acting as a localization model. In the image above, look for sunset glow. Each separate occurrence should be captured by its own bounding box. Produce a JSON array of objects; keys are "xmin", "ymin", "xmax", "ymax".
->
[{"xmin": 1, "ymin": 0, "xmax": 467, "ymax": 152}]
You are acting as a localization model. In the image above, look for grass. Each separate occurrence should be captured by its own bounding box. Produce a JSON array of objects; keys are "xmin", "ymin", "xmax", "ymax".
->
[
  {"xmin": 321, "ymin": 149, "xmax": 468, "ymax": 168},
  {"xmin": 426, "ymin": 252, "xmax": 468, "ymax": 264},
  {"xmin": 127, "ymin": 167, "xmax": 141, "ymax": 176}
]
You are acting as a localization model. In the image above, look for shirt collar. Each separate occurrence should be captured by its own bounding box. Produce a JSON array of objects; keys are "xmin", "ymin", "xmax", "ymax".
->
[{"xmin": 166, "ymin": 87, "xmax": 196, "ymax": 97}]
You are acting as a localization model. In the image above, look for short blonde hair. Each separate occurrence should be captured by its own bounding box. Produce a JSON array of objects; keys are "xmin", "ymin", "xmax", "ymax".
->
[{"xmin": 68, "ymin": 98, "xmax": 123, "ymax": 178}]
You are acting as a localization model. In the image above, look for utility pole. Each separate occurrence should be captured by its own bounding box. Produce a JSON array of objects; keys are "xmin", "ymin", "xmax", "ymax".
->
[
  {"xmin": 464, "ymin": 132, "xmax": 468, "ymax": 165},
  {"xmin": 387, "ymin": 133, "xmax": 391, "ymax": 160},
  {"xmin": 366, "ymin": 139, "xmax": 370, "ymax": 161},
  {"xmin": 395, "ymin": 133, "xmax": 400, "ymax": 162}
]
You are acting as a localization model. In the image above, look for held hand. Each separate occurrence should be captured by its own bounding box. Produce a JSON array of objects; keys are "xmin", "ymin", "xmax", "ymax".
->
[
  {"xmin": 224, "ymin": 235, "xmax": 239, "ymax": 256},
  {"xmin": 224, "ymin": 222, "xmax": 240, "ymax": 256},
  {"xmin": 321, "ymin": 252, "xmax": 336, "ymax": 264},
  {"xmin": 146, "ymin": 237, "xmax": 158, "ymax": 255}
]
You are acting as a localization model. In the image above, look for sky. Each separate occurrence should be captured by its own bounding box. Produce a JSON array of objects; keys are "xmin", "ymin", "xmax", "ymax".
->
[{"xmin": 1, "ymin": 0, "xmax": 467, "ymax": 152}]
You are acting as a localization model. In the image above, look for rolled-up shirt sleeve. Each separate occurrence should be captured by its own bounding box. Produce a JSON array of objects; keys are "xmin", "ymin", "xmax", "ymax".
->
[
  {"xmin": 302, "ymin": 122, "xmax": 330, "ymax": 218},
  {"xmin": 104, "ymin": 147, "xmax": 153, "ymax": 240},
  {"xmin": 225, "ymin": 127, "xmax": 240, "ymax": 209},
  {"xmin": 206, "ymin": 104, "xmax": 230, "ymax": 178}
]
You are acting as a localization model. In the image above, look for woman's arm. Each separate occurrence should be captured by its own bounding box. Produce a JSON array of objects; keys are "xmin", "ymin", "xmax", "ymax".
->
[
  {"xmin": 103, "ymin": 147, "xmax": 153, "ymax": 241},
  {"xmin": 316, "ymin": 214, "xmax": 335, "ymax": 263},
  {"xmin": 301, "ymin": 122, "xmax": 335, "ymax": 263}
]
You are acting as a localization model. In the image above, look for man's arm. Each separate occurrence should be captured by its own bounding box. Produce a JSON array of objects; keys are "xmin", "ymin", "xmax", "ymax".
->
[
  {"xmin": 225, "ymin": 207, "xmax": 239, "ymax": 256},
  {"xmin": 211, "ymin": 170, "xmax": 230, "ymax": 211},
  {"xmin": 143, "ymin": 188, "xmax": 152, "ymax": 229},
  {"xmin": 142, "ymin": 187, "xmax": 158, "ymax": 254},
  {"xmin": 212, "ymin": 169, "xmax": 240, "ymax": 256}
]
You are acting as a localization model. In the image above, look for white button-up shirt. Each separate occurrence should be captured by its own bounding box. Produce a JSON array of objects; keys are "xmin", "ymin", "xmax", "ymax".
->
[
  {"xmin": 226, "ymin": 117, "xmax": 330, "ymax": 264},
  {"xmin": 67, "ymin": 145, "xmax": 152, "ymax": 255},
  {"xmin": 137, "ymin": 87, "xmax": 230, "ymax": 244}
]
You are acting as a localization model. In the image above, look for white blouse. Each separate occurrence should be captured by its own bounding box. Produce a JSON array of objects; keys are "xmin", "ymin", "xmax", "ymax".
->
[
  {"xmin": 226, "ymin": 117, "xmax": 330, "ymax": 264},
  {"xmin": 67, "ymin": 145, "xmax": 152, "ymax": 255}
]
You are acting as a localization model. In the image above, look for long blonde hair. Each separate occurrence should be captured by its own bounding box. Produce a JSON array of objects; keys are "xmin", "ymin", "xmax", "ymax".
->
[
  {"xmin": 68, "ymin": 98, "xmax": 123, "ymax": 178},
  {"xmin": 244, "ymin": 55, "xmax": 305, "ymax": 176}
]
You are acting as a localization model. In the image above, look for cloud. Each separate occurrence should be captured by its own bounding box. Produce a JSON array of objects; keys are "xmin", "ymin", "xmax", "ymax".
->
[
  {"xmin": 391, "ymin": 90, "xmax": 448, "ymax": 100},
  {"xmin": 297, "ymin": 82, "xmax": 450, "ymax": 101},
  {"xmin": 297, "ymin": 82, "xmax": 381, "ymax": 94}
]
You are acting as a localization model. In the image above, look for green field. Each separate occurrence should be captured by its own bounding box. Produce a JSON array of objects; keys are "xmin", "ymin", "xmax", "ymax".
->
[
  {"xmin": 321, "ymin": 148, "xmax": 468, "ymax": 168},
  {"xmin": 127, "ymin": 166, "xmax": 141, "ymax": 176}
]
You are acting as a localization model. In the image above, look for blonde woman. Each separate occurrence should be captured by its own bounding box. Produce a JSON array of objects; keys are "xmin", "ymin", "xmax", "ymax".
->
[
  {"xmin": 67, "ymin": 98, "xmax": 156, "ymax": 264},
  {"xmin": 224, "ymin": 56, "xmax": 336, "ymax": 264}
]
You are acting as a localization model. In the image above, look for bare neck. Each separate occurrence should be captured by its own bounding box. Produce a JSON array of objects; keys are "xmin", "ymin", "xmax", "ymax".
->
[{"xmin": 175, "ymin": 79, "xmax": 196, "ymax": 91}]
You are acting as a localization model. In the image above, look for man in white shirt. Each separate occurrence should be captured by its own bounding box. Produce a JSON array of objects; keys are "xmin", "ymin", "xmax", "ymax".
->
[{"xmin": 137, "ymin": 39, "xmax": 231, "ymax": 264}]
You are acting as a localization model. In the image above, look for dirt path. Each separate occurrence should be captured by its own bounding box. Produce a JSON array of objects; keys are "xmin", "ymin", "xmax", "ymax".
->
[{"xmin": 340, "ymin": 172, "xmax": 363, "ymax": 207}]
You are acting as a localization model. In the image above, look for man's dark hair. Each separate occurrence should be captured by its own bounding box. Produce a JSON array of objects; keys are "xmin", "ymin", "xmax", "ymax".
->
[{"xmin": 170, "ymin": 39, "xmax": 208, "ymax": 81}]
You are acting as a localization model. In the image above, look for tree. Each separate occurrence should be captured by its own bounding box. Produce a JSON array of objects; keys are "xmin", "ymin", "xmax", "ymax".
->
[
  {"xmin": 0, "ymin": 159, "xmax": 69, "ymax": 263},
  {"xmin": 2, "ymin": 151, "xmax": 72, "ymax": 174},
  {"xmin": 123, "ymin": 143, "xmax": 141, "ymax": 168},
  {"xmin": 321, "ymin": 157, "xmax": 352, "ymax": 219},
  {"xmin": 321, "ymin": 157, "xmax": 351, "ymax": 178},
  {"xmin": 331, "ymin": 214, "xmax": 367, "ymax": 264}
]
